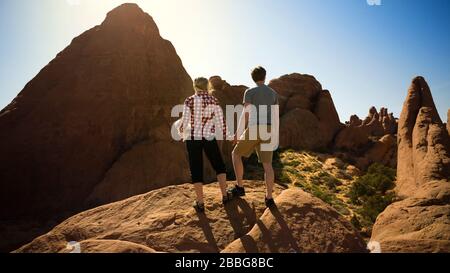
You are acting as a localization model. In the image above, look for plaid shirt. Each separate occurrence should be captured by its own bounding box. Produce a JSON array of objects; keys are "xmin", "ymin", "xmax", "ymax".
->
[{"xmin": 180, "ymin": 91, "xmax": 229, "ymax": 140}]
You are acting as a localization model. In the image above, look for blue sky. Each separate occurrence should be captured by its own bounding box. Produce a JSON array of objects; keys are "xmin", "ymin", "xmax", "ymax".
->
[{"xmin": 0, "ymin": 0, "xmax": 449, "ymax": 121}]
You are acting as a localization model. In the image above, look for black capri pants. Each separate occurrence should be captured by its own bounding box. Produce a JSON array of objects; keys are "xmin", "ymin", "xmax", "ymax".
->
[{"xmin": 186, "ymin": 139, "xmax": 227, "ymax": 184}]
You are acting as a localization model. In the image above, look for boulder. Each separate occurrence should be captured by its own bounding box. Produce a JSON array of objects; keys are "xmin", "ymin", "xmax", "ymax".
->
[
  {"xmin": 371, "ymin": 182, "xmax": 450, "ymax": 253},
  {"xmin": 314, "ymin": 90, "xmax": 344, "ymax": 146},
  {"xmin": 345, "ymin": 165, "xmax": 361, "ymax": 177},
  {"xmin": 269, "ymin": 74, "xmax": 342, "ymax": 150},
  {"xmin": 222, "ymin": 189, "xmax": 367, "ymax": 253},
  {"xmin": 355, "ymin": 134, "xmax": 397, "ymax": 170},
  {"xmin": 279, "ymin": 108, "xmax": 323, "ymax": 150},
  {"xmin": 269, "ymin": 73, "xmax": 322, "ymax": 114},
  {"xmin": 324, "ymin": 158, "xmax": 345, "ymax": 170},
  {"xmin": 334, "ymin": 126, "xmax": 370, "ymax": 151}
]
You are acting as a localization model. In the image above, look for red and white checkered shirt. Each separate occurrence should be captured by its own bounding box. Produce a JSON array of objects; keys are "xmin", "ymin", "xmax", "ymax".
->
[{"xmin": 180, "ymin": 91, "xmax": 229, "ymax": 140}]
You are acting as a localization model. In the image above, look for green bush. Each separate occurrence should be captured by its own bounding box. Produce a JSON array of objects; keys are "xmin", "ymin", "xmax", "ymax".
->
[
  {"xmin": 278, "ymin": 170, "xmax": 292, "ymax": 184},
  {"xmin": 350, "ymin": 215, "xmax": 362, "ymax": 230},
  {"xmin": 349, "ymin": 163, "xmax": 396, "ymax": 225},
  {"xmin": 311, "ymin": 185, "xmax": 334, "ymax": 205},
  {"xmin": 332, "ymin": 199, "xmax": 351, "ymax": 215},
  {"xmin": 310, "ymin": 172, "xmax": 342, "ymax": 191},
  {"xmin": 359, "ymin": 193, "xmax": 396, "ymax": 222}
]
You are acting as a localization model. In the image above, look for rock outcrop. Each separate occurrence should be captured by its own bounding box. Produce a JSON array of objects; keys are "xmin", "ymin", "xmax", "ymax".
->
[
  {"xmin": 370, "ymin": 76, "xmax": 450, "ymax": 253},
  {"xmin": 447, "ymin": 109, "xmax": 450, "ymax": 137},
  {"xmin": 209, "ymin": 74, "xmax": 343, "ymax": 152},
  {"xmin": 335, "ymin": 106, "xmax": 398, "ymax": 152},
  {"xmin": 16, "ymin": 181, "xmax": 283, "ymax": 253},
  {"xmin": 395, "ymin": 77, "xmax": 450, "ymax": 197},
  {"xmin": 63, "ymin": 240, "xmax": 159, "ymax": 253},
  {"xmin": 209, "ymin": 76, "xmax": 247, "ymax": 109},
  {"xmin": 355, "ymin": 134, "xmax": 397, "ymax": 169},
  {"xmin": 269, "ymin": 74, "xmax": 343, "ymax": 150},
  {"xmin": 16, "ymin": 181, "xmax": 367, "ymax": 253},
  {"xmin": 334, "ymin": 107, "xmax": 398, "ymax": 170},
  {"xmin": 222, "ymin": 189, "xmax": 367, "ymax": 253},
  {"xmin": 208, "ymin": 76, "xmax": 247, "ymax": 177},
  {"xmin": 0, "ymin": 3, "xmax": 192, "ymax": 225}
]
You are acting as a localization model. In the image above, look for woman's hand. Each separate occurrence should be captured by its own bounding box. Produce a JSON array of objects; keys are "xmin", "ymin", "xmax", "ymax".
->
[{"xmin": 231, "ymin": 135, "xmax": 239, "ymax": 146}]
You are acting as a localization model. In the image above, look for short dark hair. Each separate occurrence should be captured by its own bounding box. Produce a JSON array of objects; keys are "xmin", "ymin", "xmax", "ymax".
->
[{"xmin": 251, "ymin": 66, "xmax": 266, "ymax": 82}]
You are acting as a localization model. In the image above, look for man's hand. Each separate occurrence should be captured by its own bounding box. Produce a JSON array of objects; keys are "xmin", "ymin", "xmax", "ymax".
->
[{"xmin": 231, "ymin": 135, "xmax": 239, "ymax": 146}]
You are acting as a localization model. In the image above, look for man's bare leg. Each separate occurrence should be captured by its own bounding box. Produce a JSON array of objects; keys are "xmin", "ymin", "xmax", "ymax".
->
[
  {"xmin": 262, "ymin": 163, "xmax": 275, "ymax": 199},
  {"xmin": 232, "ymin": 151, "xmax": 245, "ymax": 188}
]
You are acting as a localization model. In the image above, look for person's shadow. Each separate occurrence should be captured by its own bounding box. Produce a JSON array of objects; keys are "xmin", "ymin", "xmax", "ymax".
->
[
  {"xmin": 195, "ymin": 212, "xmax": 220, "ymax": 253},
  {"xmin": 225, "ymin": 202, "xmax": 301, "ymax": 253},
  {"xmin": 266, "ymin": 205, "xmax": 300, "ymax": 253},
  {"xmin": 193, "ymin": 198, "xmax": 257, "ymax": 253},
  {"xmin": 224, "ymin": 198, "xmax": 258, "ymax": 239},
  {"xmin": 194, "ymin": 198, "xmax": 300, "ymax": 253}
]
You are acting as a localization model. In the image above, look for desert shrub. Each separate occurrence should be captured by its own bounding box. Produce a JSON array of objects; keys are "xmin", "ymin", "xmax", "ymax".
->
[
  {"xmin": 310, "ymin": 172, "xmax": 342, "ymax": 191},
  {"xmin": 351, "ymin": 215, "xmax": 362, "ymax": 230},
  {"xmin": 349, "ymin": 163, "xmax": 396, "ymax": 225},
  {"xmin": 324, "ymin": 176, "xmax": 342, "ymax": 190},
  {"xmin": 332, "ymin": 199, "xmax": 351, "ymax": 215},
  {"xmin": 359, "ymin": 193, "xmax": 395, "ymax": 222},
  {"xmin": 285, "ymin": 159, "xmax": 302, "ymax": 167},
  {"xmin": 278, "ymin": 170, "xmax": 292, "ymax": 184},
  {"xmin": 310, "ymin": 161, "xmax": 323, "ymax": 170},
  {"xmin": 311, "ymin": 185, "xmax": 334, "ymax": 205}
]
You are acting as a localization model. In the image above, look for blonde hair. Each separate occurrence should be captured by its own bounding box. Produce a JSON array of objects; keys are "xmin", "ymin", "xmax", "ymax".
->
[{"xmin": 193, "ymin": 77, "xmax": 209, "ymax": 94}]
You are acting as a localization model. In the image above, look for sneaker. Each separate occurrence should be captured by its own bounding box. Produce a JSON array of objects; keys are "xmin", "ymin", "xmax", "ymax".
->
[
  {"xmin": 265, "ymin": 197, "xmax": 276, "ymax": 208},
  {"xmin": 228, "ymin": 185, "xmax": 246, "ymax": 197},
  {"xmin": 222, "ymin": 192, "xmax": 234, "ymax": 205},
  {"xmin": 193, "ymin": 201, "xmax": 205, "ymax": 213}
]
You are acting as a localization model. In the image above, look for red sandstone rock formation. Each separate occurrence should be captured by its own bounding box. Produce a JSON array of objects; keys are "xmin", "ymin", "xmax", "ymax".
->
[
  {"xmin": 222, "ymin": 189, "xmax": 367, "ymax": 253},
  {"xmin": 16, "ymin": 182, "xmax": 366, "ymax": 253},
  {"xmin": 0, "ymin": 3, "xmax": 192, "ymax": 230},
  {"xmin": 269, "ymin": 73, "xmax": 343, "ymax": 150},
  {"xmin": 370, "ymin": 76, "xmax": 450, "ymax": 253},
  {"xmin": 335, "ymin": 106, "xmax": 398, "ymax": 152}
]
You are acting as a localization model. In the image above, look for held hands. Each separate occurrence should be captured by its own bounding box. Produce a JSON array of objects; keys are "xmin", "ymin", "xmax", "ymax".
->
[{"xmin": 231, "ymin": 134, "xmax": 239, "ymax": 146}]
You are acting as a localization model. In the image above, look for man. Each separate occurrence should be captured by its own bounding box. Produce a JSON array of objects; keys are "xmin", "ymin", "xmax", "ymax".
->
[{"xmin": 230, "ymin": 66, "xmax": 279, "ymax": 207}]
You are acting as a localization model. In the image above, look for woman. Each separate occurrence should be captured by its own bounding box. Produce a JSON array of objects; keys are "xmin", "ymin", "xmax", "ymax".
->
[{"xmin": 179, "ymin": 77, "xmax": 232, "ymax": 213}]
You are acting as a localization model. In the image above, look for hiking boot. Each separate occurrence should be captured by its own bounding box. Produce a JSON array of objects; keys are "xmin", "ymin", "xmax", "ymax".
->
[
  {"xmin": 193, "ymin": 201, "xmax": 205, "ymax": 213},
  {"xmin": 265, "ymin": 197, "xmax": 276, "ymax": 208},
  {"xmin": 222, "ymin": 192, "xmax": 234, "ymax": 205},
  {"xmin": 228, "ymin": 185, "xmax": 246, "ymax": 197}
]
